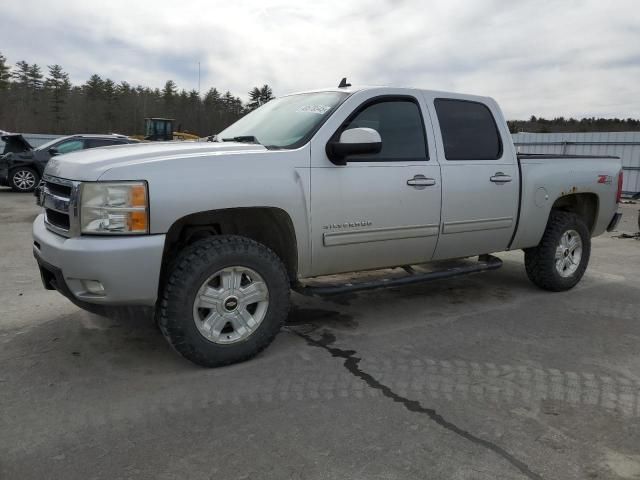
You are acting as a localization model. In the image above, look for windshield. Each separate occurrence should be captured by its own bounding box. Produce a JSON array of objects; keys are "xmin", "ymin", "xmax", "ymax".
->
[{"xmin": 217, "ymin": 91, "xmax": 348, "ymax": 148}]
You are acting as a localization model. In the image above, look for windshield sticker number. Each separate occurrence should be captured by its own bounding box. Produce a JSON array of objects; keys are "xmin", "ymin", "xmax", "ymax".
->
[{"xmin": 297, "ymin": 105, "xmax": 332, "ymax": 115}]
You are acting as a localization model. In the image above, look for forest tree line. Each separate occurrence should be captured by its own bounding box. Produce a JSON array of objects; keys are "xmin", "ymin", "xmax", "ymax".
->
[
  {"xmin": 1, "ymin": 52, "xmax": 639, "ymax": 137},
  {"xmin": 508, "ymin": 116, "xmax": 640, "ymax": 133},
  {"xmin": 0, "ymin": 52, "xmax": 273, "ymax": 137}
]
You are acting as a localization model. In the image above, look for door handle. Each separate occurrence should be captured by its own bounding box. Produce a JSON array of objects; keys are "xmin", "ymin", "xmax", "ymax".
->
[
  {"xmin": 490, "ymin": 172, "xmax": 512, "ymax": 183},
  {"xmin": 407, "ymin": 175, "xmax": 436, "ymax": 189}
]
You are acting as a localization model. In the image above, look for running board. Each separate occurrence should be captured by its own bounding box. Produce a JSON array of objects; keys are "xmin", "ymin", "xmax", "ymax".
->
[{"xmin": 293, "ymin": 255, "xmax": 503, "ymax": 297}]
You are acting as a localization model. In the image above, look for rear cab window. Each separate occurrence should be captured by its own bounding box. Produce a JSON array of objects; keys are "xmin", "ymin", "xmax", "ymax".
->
[{"xmin": 434, "ymin": 98, "xmax": 502, "ymax": 160}]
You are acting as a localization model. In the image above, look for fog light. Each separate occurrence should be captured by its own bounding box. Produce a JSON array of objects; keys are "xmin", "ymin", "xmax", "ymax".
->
[{"xmin": 82, "ymin": 280, "xmax": 105, "ymax": 295}]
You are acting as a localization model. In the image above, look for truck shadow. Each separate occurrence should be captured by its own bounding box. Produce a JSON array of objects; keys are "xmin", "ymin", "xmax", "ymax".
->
[
  {"xmin": 0, "ymin": 257, "xmax": 577, "ymax": 379},
  {"xmin": 10, "ymin": 259, "xmax": 528, "ymax": 357}
]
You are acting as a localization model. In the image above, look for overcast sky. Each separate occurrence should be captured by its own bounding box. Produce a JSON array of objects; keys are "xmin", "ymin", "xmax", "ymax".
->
[{"xmin": 2, "ymin": 0, "xmax": 639, "ymax": 119}]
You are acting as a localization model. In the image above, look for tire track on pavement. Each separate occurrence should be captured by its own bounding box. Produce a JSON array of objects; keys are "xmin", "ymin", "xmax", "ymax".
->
[{"xmin": 288, "ymin": 327, "xmax": 543, "ymax": 480}]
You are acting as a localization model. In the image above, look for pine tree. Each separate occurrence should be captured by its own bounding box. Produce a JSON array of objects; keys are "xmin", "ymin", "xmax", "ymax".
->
[
  {"xmin": 45, "ymin": 64, "xmax": 71, "ymax": 132},
  {"xmin": 83, "ymin": 74, "xmax": 105, "ymax": 132},
  {"xmin": 204, "ymin": 87, "xmax": 221, "ymax": 107},
  {"xmin": 247, "ymin": 84, "xmax": 274, "ymax": 111},
  {"xmin": 12, "ymin": 61, "xmax": 30, "ymax": 86},
  {"xmin": 117, "ymin": 81, "xmax": 131, "ymax": 95},
  {"xmin": 247, "ymin": 86, "xmax": 262, "ymax": 111},
  {"xmin": 103, "ymin": 79, "xmax": 117, "ymax": 131},
  {"xmin": 259, "ymin": 84, "xmax": 274, "ymax": 105},
  {"xmin": 84, "ymin": 74, "xmax": 104, "ymax": 99},
  {"xmin": 27, "ymin": 64, "xmax": 44, "ymax": 90},
  {"xmin": 162, "ymin": 80, "xmax": 177, "ymax": 102},
  {"xmin": 0, "ymin": 52, "xmax": 11, "ymax": 90}
]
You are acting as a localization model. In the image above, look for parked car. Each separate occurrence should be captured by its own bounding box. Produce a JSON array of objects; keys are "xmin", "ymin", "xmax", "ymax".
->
[
  {"xmin": 0, "ymin": 133, "xmax": 138, "ymax": 192},
  {"xmin": 32, "ymin": 84, "xmax": 623, "ymax": 367}
]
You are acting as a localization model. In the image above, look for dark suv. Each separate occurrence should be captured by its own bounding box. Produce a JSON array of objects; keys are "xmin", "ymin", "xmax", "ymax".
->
[{"xmin": 0, "ymin": 134, "xmax": 138, "ymax": 192}]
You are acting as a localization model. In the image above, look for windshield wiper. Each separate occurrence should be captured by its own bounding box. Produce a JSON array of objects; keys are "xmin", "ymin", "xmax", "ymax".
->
[{"xmin": 221, "ymin": 135, "xmax": 260, "ymax": 144}]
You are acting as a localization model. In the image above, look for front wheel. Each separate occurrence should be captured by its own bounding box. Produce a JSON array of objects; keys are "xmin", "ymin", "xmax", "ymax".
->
[
  {"xmin": 10, "ymin": 167, "xmax": 40, "ymax": 192},
  {"xmin": 158, "ymin": 235, "xmax": 290, "ymax": 367},
  {"xmin": 524, "ymin": 211, "xmax": 591, "ymax": 291}
]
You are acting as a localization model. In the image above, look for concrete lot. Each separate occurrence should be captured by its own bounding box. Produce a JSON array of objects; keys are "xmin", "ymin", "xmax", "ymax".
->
[{"xmin": 1, "ymin": 187, "xmax": 639, "ymax": 480}]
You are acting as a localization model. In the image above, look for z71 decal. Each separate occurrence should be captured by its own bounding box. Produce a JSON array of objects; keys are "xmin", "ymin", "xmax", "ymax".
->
[{"xmin": 597, "ymin": 175, "xmax": 612, "ymax": 184}]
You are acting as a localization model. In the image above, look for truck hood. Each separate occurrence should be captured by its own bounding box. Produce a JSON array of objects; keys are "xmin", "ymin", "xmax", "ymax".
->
[{"xmin": 44, "ymin": 141, "xmax": 268, "ymax": 181}]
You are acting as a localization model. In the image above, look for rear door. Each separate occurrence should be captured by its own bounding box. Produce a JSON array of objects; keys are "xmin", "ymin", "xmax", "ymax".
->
[
  {"xmin": 425, "ymin": 95, "xmax": 519, "ymax": 259},
  {"xmin": 309, "ymin": 91, "xmax": 442, "ymax": 276}
]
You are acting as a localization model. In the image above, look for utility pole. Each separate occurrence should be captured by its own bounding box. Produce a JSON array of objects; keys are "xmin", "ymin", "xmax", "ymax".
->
[{"xmin": 198, "ymin": 61, "xmax": 202, "ymax": 135}]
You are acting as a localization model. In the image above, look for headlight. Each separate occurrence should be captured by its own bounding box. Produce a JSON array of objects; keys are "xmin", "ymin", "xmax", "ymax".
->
[{"xmin": 80, "ymin": 181, "xmax": 149, "ymax": 234}]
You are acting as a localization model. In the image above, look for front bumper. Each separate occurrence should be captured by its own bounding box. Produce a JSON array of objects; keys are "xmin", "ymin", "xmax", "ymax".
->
[{"xmin": 33, "ymin": 214, "xmax": 166, "ymax": 306}]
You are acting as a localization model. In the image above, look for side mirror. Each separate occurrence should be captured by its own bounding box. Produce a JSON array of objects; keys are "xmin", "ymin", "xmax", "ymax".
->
[
  {"xmin": 326, "ymin": 127, "xmax": 382, "ymax": 165},
  {"xmin": 48, "ymin": 147, "xmax": 59, "ymax": 156}
]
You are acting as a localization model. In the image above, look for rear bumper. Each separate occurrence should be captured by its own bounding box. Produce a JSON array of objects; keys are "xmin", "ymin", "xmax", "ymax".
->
[
  {"xmin": 606, "ymin": 209, "xmax": 623, "ymax": 232},
  {"xmin": 33, "ymin": 214, "xmax": 166, "ymax": 306}
]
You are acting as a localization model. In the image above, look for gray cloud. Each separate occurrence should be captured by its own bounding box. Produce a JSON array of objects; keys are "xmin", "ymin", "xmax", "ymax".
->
[{"xmin": 1, "ymin": 0, "xmax": 639, "ymax": 118}]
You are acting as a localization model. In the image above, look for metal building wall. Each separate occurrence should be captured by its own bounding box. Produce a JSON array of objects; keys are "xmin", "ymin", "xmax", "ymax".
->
[{"xmin": 512, "ymin": 132, "xmax": 640, "ymax": 196}]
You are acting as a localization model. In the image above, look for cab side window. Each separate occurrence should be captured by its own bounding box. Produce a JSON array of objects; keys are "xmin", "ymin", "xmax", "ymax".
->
[
  {"xmin": 341, "ymin": 99, "xmax": 428, "ymax": 162},
  {"xmin": 434, "ymin": 98, "xmax": 502, "ymax": 160},
  {"xmin": 55, "ymin": 139, "xmax": 85, "ymax": 154}
]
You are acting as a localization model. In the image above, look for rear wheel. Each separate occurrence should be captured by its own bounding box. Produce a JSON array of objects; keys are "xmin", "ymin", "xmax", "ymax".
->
[
  {"xmin": 524, "ymin": 211, "xmax": 591, "ymax": 291},
  {"xmin": 158, "ymin": 235, "xmax": 290, "ymax": 367},
  {"xmin": 10, "ymin": 167, "xmax": 39, "ymax": 192}
]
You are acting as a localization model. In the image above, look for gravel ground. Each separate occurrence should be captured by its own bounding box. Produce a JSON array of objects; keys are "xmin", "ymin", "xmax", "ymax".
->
[{"xmin": 1, "ymin": 188, "xmax": 639, "ymax": 480}]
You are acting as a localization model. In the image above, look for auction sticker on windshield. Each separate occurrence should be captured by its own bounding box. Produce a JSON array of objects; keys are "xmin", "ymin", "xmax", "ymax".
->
[{"xmin": 297, "ymin": 105, "xmax": 332, "ymax": 114}]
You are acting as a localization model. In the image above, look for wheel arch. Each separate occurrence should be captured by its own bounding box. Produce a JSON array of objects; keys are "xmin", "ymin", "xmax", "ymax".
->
[
  {"xmin": 9, "ymin": 162, "xmax": 40, "ymax": 174},
  {"xmin": 550, "ymin": 193, "xmax": 599, "ymax": 233},
  {"xmin": 159, "ymin": 207, "xmax": 298, "ymax": 297}
]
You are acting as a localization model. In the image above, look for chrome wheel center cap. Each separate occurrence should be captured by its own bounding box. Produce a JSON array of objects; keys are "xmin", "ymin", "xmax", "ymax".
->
[{"xmin": 223, "ymin": 296, "xmax": 239, "ymax": 312}]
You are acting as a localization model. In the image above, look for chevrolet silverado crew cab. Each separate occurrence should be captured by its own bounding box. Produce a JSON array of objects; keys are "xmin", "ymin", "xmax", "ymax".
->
[{"xmin": 33, "ymin": 83, "xmax": 623, "ymax": 367}]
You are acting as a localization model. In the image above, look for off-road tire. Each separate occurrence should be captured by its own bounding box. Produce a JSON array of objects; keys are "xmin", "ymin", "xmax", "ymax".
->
[
  {"xmin": 524, "ymin": 211, "xmax": 591, "ymax": 291},
  {"xmin": 158, "ymin": 235, "xmax": 290, "ymax": 367},
  {"xmin": 10, "ymin": 167, "xmax": 40, "ymax": 192}
]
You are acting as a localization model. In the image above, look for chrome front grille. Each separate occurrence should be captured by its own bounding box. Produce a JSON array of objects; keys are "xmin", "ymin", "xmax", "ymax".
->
[
  {"xmin": 40, "ymin": 175, "xmax": 80, "ymax": 237},
  {"xmin": 45, "ymin": 181, "xmax": 72, "ymax": 198}
]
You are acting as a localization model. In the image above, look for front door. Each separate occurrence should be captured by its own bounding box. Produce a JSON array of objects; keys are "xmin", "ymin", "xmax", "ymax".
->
[{"xmin": 309, "ymin": 94, "xmax": 442, "ymax": 276}]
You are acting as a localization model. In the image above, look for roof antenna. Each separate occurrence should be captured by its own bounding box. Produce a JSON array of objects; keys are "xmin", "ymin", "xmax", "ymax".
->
[{"xmin": 338, "ymin": 77, "xmax": 351, "ymax": 88}]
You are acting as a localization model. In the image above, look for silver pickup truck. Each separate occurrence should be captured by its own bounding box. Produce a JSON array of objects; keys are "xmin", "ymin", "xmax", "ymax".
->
[{"xmin": 33, "ymin": 84, "xmax": 623, "ymax": 367}]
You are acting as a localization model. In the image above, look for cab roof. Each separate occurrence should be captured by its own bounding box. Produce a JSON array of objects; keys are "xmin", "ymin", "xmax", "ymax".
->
[{"xmin": 285, "ymin": 85, "xmax": 496, "ymax": 105}]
